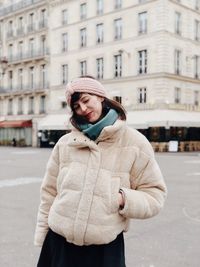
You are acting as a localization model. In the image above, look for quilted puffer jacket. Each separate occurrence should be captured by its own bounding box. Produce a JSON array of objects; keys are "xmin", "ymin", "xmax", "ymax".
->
[{"xmin": 34, "ymin": 120, "xmax": 167, "ymax": 246}]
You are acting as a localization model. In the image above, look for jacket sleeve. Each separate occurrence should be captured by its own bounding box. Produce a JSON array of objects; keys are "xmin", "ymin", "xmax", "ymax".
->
[
  {"xmin": 34, "ymin": 143, "xmax": 59, "ymax": 247},
  {"xmin": 119, "ymin": 142, "xmax": 167, "ymax": 219}
]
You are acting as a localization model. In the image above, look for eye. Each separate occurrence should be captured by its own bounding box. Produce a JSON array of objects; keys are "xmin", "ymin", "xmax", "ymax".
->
[{"xmin": 83, "ymin": 99, "xmax": 89, "ymax": 103}]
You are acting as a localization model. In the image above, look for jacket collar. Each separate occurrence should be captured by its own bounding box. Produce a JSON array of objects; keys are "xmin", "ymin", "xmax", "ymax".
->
[{"xmin": 67, "ymin": 120, "xmax": 126, "ymax": 149}]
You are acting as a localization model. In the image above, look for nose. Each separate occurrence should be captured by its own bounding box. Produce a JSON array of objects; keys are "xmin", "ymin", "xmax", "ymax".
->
[{"xmin": 79, "ymin": 103, "xmax": 87, "ymax": 113}]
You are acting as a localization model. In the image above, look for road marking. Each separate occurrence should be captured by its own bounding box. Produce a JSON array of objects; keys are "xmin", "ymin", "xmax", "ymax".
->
[
  {"xmin": 186, "ymin": 173, "xmax": 200, "ymax": 176},
  {"xmin": 182, "ymin": 207, "xmax": 200, "ymax": 223},
  {"xmin": 11, "ymin": 150, "xmax": 39, "ymax": 155},
  {"xmin": 184, "ymin": 160, "xmax": 200, "ymax": 164},
  {"xmin": 0, "ymin": 177, "xmax": 42, "ymax": 188}
]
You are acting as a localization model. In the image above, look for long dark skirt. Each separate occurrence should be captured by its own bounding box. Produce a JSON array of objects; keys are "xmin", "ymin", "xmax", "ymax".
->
[{"xmin": 37, "ymin": 229, "xmax": 126, "ymax": 267}]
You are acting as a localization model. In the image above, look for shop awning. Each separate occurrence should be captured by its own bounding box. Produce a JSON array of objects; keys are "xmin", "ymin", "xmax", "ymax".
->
[
  {"xmin": 127, "ymin": 110, "xmax": 200, "ymax": 128},
  {"xmin": 37, "ymin": 114, "xmax": 71, "ymax": 130},
  {"xmin": 0, "ymin": 120, "xmax": 32, "ymax": 128}
]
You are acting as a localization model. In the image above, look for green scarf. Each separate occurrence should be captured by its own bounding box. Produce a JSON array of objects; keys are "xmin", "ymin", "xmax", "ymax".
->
[{"xmin": 78, "ymin": 109, "xmax": 118, "ymax": 140}]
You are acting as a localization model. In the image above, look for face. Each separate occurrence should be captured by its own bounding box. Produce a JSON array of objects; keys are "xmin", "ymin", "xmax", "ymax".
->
[{"xmin": 73, "ymin": 93, "xmax": 104, "ymax": 123}]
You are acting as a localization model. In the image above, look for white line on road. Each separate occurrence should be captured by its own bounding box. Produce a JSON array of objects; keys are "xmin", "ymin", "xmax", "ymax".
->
[
  {"xmin": 184, "ymin": 160, "xmax": 200, "ymax": 164},
  {"xmin": 0, "ymin": 177, "xmax": 42, "ymax": 188},
  {"xmin": 186, "ymin": 173, "xmax": 200, "ymax": 176},
  {"xmin": 11, "ymin": 150, "xmax": 39, "ymax": 155}
]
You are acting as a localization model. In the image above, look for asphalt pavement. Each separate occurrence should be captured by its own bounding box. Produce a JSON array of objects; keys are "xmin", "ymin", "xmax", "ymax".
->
[{"xmin": 0, "ymin": 147, "xmax": 199, "ymax": 267}]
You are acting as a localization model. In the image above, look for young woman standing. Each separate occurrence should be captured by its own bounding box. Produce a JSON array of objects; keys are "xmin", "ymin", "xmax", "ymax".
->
[{"xmin": 34, "ymin": 76, "xmax": 167, "ymax": 267}]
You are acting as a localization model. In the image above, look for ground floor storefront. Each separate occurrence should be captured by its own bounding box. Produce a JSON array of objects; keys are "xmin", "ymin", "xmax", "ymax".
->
[{"xmin": 0, "ymin": 120, "xmax": 32, "ymax": 146}]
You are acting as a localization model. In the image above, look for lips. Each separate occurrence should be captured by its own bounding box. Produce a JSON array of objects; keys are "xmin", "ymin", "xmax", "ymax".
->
[{"xmin": 85, "ymin": 111, "xmax": 93, "ymax": 120}]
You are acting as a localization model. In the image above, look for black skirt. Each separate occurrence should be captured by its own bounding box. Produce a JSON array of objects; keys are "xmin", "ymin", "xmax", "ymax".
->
[{"xmin": 37, "ymin": 229, "xmax": 126, "ymax": 267}]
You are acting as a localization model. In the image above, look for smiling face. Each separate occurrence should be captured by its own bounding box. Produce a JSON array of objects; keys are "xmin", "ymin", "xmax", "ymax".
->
[{"xmin": 72, "ymin": 93, "xmax": 104, "ymax": 123}]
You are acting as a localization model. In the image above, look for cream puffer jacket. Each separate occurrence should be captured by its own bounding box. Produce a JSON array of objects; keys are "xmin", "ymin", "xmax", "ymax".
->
[{"xmin": 34, "ymin": 120, "xmax": 167, "ymax": 247}]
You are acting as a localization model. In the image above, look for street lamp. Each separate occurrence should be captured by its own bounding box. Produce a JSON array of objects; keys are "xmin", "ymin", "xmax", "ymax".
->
[{"xmin": 0, "ymin": 57, "xmax": 8, "ymax": 76}]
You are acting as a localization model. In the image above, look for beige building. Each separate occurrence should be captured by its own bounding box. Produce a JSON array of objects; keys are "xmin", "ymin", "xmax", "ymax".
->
[{"xmin": 0, "ymin": 0, "xmax": 200, "ymax": 150}]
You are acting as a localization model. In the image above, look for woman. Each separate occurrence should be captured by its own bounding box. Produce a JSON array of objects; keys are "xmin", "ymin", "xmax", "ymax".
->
[{"xmin": 34, "ymin": 76, "xmax": 167, "ymax": 267}]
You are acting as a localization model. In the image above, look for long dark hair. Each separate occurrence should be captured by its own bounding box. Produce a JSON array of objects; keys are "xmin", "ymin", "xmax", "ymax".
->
[{"xmin": 69, "ymin": 76, "xmax": 126, "ymax": 129}]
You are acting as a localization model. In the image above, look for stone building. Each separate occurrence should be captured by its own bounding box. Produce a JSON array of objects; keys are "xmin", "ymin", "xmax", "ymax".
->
[{"xmin": 0, "ymin": 0, "xmax": 200, "ymax": 151}]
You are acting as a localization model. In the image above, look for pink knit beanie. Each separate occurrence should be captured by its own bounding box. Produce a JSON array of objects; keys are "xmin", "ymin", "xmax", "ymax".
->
[{"xmin": 65, "ymin": 77, "xmax": 108, "ymax": 105}]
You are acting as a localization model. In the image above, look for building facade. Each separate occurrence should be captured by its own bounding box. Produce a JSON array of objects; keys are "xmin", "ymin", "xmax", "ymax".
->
[{"xmin": 0, "ymin": 0, "xmax": 200, "ymax": 150}]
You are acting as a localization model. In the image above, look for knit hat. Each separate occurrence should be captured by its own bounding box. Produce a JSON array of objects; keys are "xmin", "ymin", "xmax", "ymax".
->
[{"xmin": 65, "ymin": 77, "xmax": 108, "ymax": 106}]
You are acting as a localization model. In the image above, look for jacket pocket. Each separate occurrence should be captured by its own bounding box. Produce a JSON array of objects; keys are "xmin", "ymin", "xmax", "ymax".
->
[{"xmin": 110, "ymin": 177, "xmax": 121, "ymax": 213}]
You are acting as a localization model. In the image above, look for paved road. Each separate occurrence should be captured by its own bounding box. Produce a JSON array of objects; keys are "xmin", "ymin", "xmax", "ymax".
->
[{"xmin": 0, "ymin": 147, "xmax": 199, "ymax": 267}]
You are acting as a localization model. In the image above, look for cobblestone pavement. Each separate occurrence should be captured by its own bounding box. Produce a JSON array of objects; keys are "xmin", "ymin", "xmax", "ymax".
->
[{"xmin": 0, "ymin": 147, "xmax": 199, "ymax": 267}]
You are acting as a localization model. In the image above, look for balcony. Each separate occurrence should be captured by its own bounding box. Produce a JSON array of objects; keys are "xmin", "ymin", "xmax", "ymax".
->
[
  {"xmin": 1, "ymin": 82, "xmax": 49, "ymax": 95},
  {"xmin": 7, "ymin": 48, "xmax": 50, "ymax": 65},
  {"xmin": 0, "ymin": 0, "xmax": 46, "ymax": 17},
  {"xmin": 132, "ymin": 103, "xmax": 200, "ymax": 112}
]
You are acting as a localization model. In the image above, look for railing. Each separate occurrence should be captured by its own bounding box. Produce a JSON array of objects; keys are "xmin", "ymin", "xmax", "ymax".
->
[
  {"xmin": 0, "ymin": 82, "xmax": 49, "ymax": 94},
  {"xmin": 0, "ymin": 0, "xmax": 46, "ymax": 17},
  {"xmin": 7, "ymin": 48, "xmax": 49, "ymax": 63},
  {"xmin": 132, "ymin": 103, "xmax": 200, "ymax": 111}
]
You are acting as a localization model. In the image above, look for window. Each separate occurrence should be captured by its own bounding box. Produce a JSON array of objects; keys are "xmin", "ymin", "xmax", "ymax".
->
[
  {"xmin": 28, "ymin": 96, "xmax": 34, "ymax": 114},
  {"xmin": 8, "ymin": 99, "xmax": 13, "ymax": 115},
  {"xmin": 8, "ymin": 20, "xmax": 13, "ymax": 37},
  {"xmin": 40, "ymin": 9, "xmax": 47, "ymax": 28},
  {"xmin": 195, "ymin": 20, "xmax": 200, "ymax": 41},
  {"xmin": 40, "ymin": 95, "xmax": 46, "ymax": 114},
  {"xmin": 175, "ymin": 12, "xmax": 181, "ymax": 35},
  {"xmin": 62, "ymin": 33, "xmax": 68, "ymax": 52},
  {"xmin": 28, "ymin": 13, "xmax": 34, "ymax": 31},
  {"xmin": 114, "ymin": 54, "xmax": 122, "ymax": 77},
  {"xmin": 62, "ymin": 64, "xmax": 68, "ymax": 84},
  {"xmin": 18, "ymin": 68, "xmax": 23, "ymax": 90},
  {"xmin": 96, "ymin": 57, "xmax": 104, "ymax": 79},
  {"xmin": 18, "ymin": 41, "xmax": 23, "ymax": 59},
  {"xmin": 195, "ymin": 0, "xmax": 200, "ymax": 10},
  {"xmin": 194, "ymin": 55, "xmax": 200, "ymax": 79},
  {"xmin": 29, "ymin": 38, "xmax": 34, "ymax": 56},
  {"xmin": 115, "ymin": 0, "xmax": 122, "ymax": 9},
  {"xmin": 174, "ymin": 87, "xmax": 181, "ymax": 103},
  {"xmin": 80, "ymin": 28, "xmax": 87, "ymax": 47},
  {"xmin": 138, "ymin": 12, "xmax": 147, "ymax": 34},
  {"xmin": 17, "ymin": 17, "xmax": 23, "ymax": 35},
  {"xmin": 138, "ymin": 87, "xmax": 147, "ymax": 103},
  {"xmin": 97, "ymin": 0, "xmax": 103, "ymax": 15},
  {"xmin": 18, "ymin": 97, "xmax": 23, "ymax": 115},
  {"xmin": 96, "ymin": 23, "xmax": 104, "ymax": 43},
  {"xmin": 138, "ymin": 50, "xmax": 147, "ymax": 74},
  {"xmin": 80, "ymin": 3, "xmax": 87, "ymax": 20},
  {"xmin": 8, "ymin": 44, "xmax": 13, "ymax": 60},
  {"xmin": 62, "ymin": 9, "xmax": 68, "ymax": 25},
  {"xmin": 29, "ymin": 66, "xmax": 34, "ymax": 89},
  {"xmin": 174, "ymin": 49, "xmax": 181, "ymax": 75},
  {"xmin": 41, "ymin": 64, "xmax": 47, "ymax": 88},
  {"xmin": 80, "ymin": 60, "xmax": 87, "ymax": 76},
  {"xmin": 114, "ymin": 18, "xmax": 122, "ymax": 40},
  {"xmin": 41, "ymin": 35, "xmax": 46, "ymax": 54},
  {"xmin": 194, "ymin": 90, "xmax": 199, "ymax": 106},
  {"xmin": 9, "ymin": 70, "xmax": 13, "ymax": 90},
  {"xmin": 113, "ymin": 96, "xmax": 122, "ymax": 103}
]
